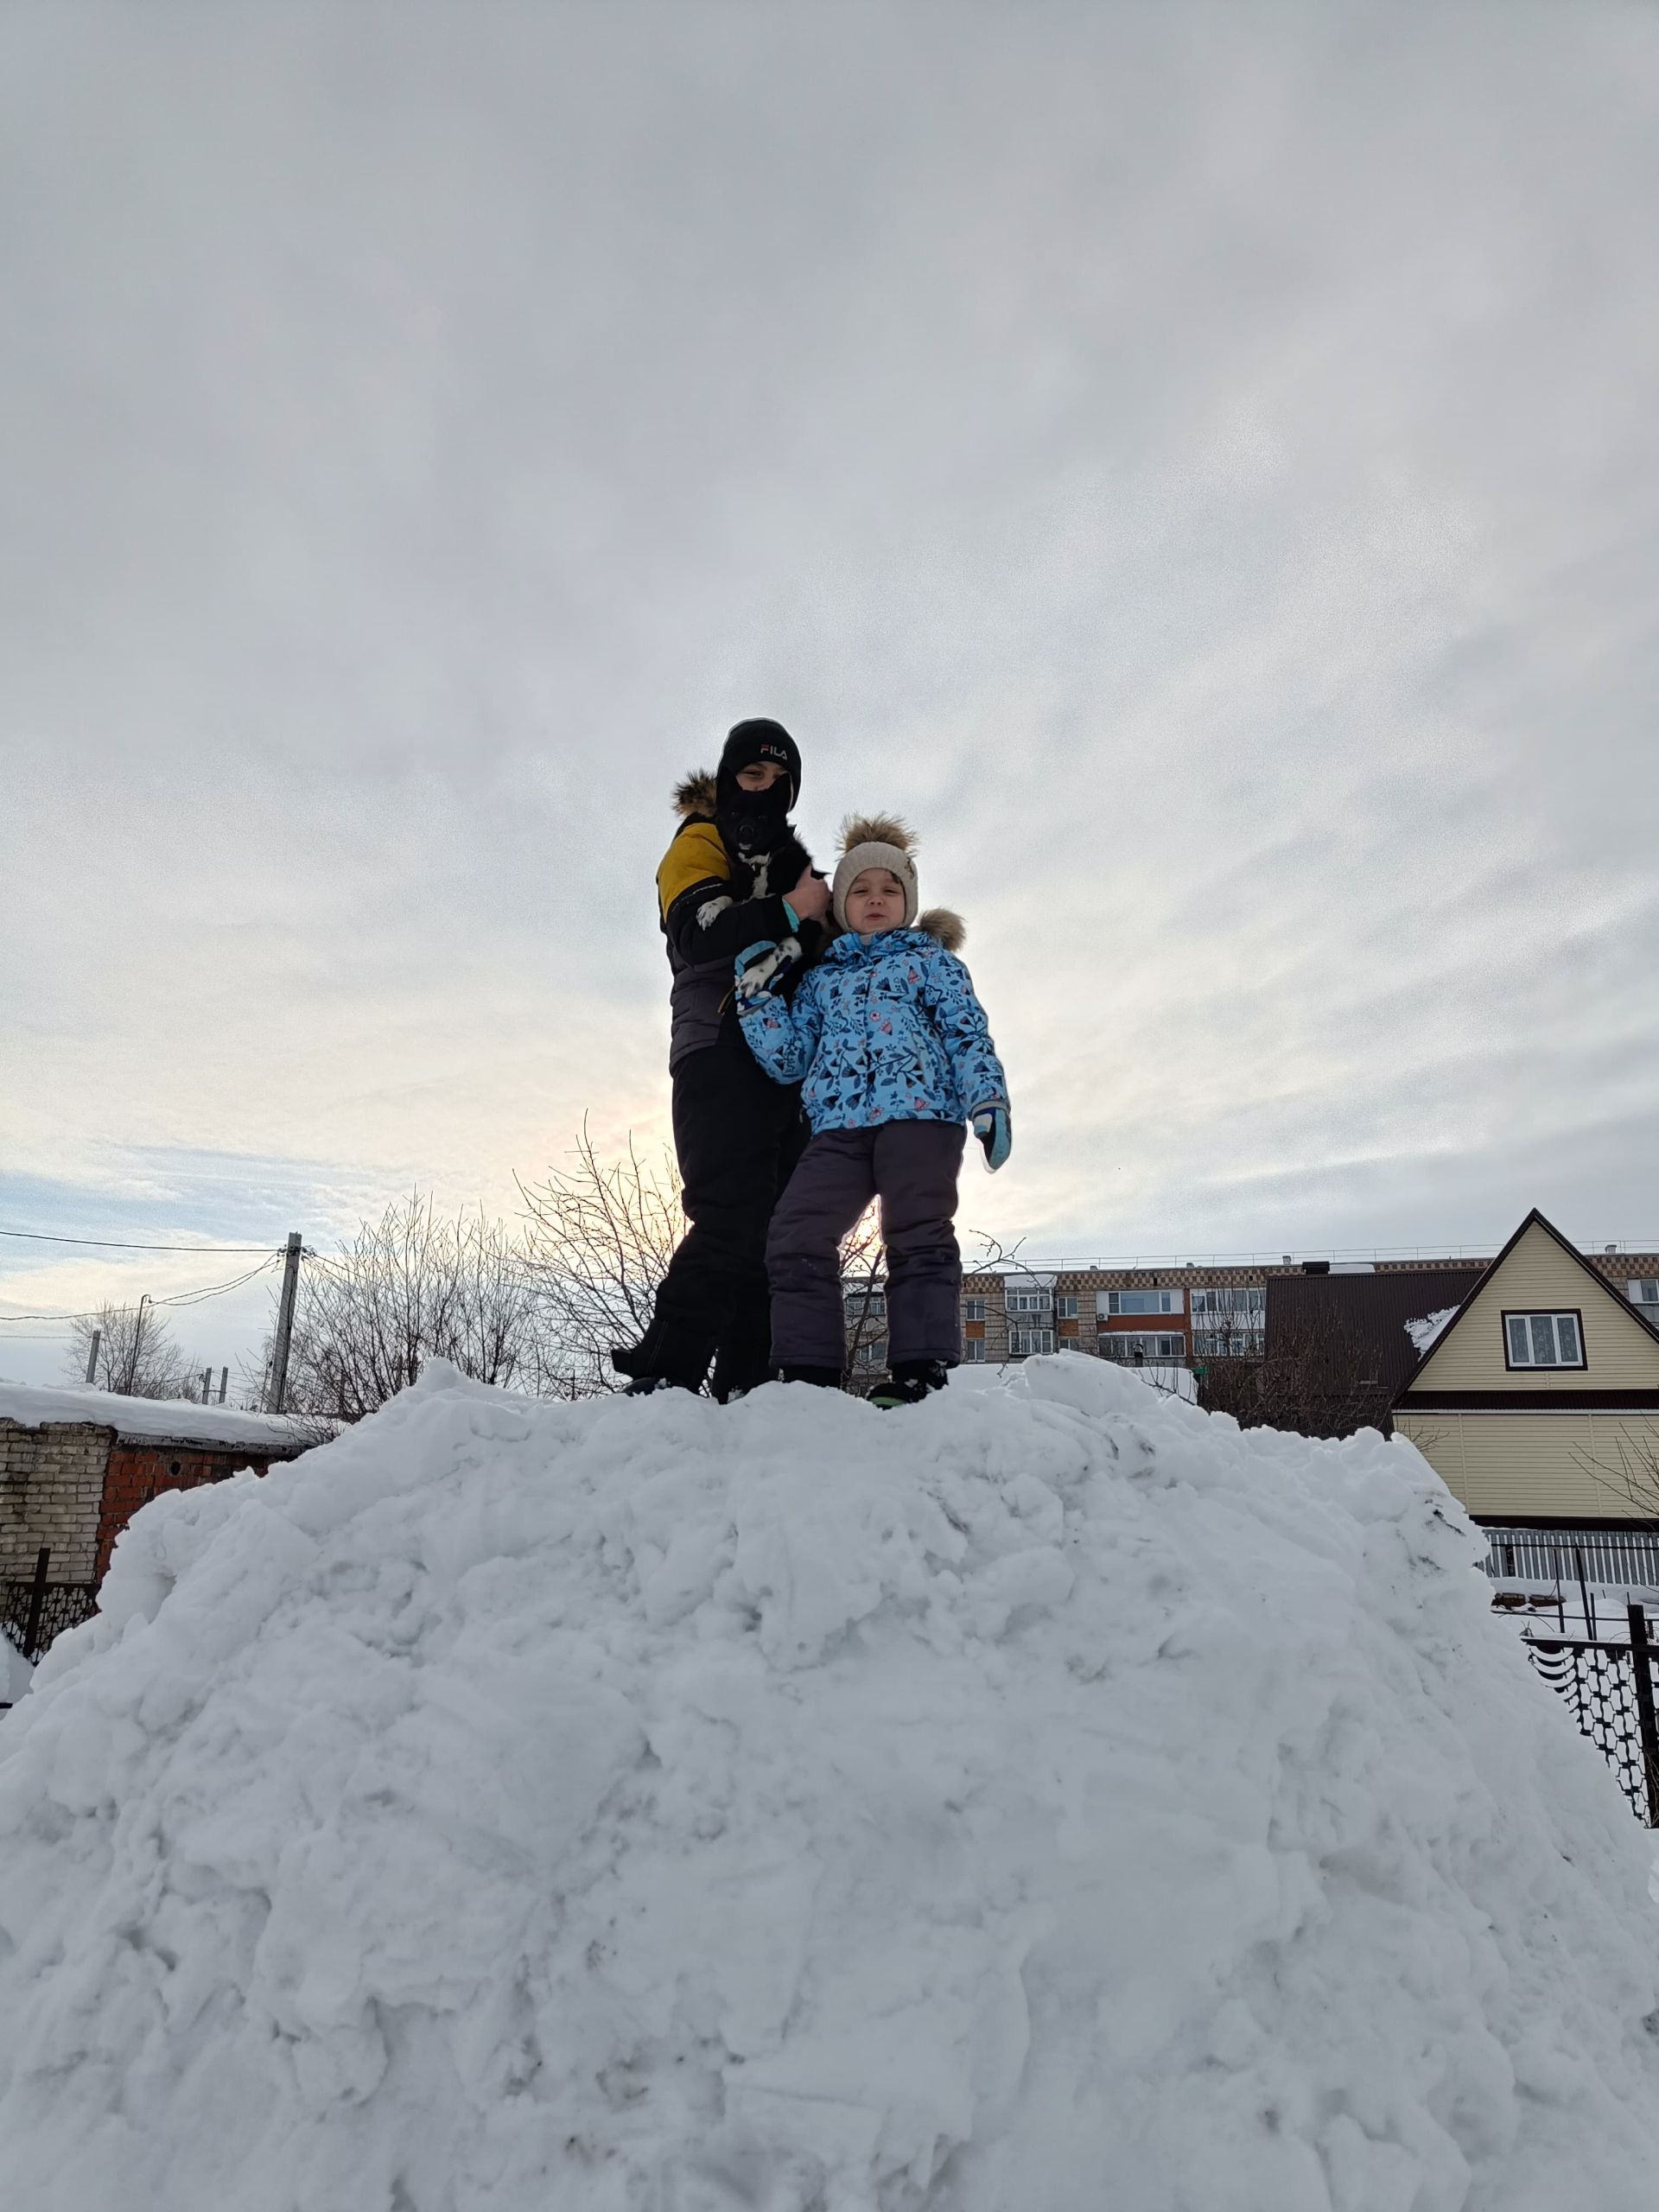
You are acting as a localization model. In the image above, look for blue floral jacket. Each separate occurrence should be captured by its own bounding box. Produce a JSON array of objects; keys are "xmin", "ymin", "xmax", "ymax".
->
[{"xmin": 738, "ymin": 925, "xmax": 1007, "ymax": 1134}]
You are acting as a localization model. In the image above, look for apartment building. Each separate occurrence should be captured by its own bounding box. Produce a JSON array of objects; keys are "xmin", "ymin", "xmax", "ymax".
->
[{"xmin": 957, "ymin": 1250, "xmax": 1659, "ymax": 1370}]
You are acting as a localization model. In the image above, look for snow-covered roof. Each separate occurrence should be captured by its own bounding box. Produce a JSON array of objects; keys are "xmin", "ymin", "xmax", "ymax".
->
[
  {"xmin": 1404, "ymin": 1306, "xmax": 1459, "ymax": 1356},
  {"xmin": 0, "ymin": 1379, "xmax": 316, "ymax": 1453}
]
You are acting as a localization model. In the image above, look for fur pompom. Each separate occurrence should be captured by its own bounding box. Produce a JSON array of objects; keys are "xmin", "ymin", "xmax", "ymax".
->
[
  {"xmin": 838, "ymin": 812, "xmax": 913, "ymax": 859},
  {"xmin": 917, "ymin": 906, "xmax": 966, "ymax": 951},
  {"xmin": 673, "ymin": 770, "xmax": 717, "ymax": 818}
]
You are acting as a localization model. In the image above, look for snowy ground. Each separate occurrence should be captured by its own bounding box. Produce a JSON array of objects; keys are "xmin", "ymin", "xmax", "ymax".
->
[
  {"xmin": 0, "ymin": 1628, "xmax": 30, "ymax": 1707},
  {"xmin": 2, "ymin": 1356, "xmax": 1657, "ymax": 2212}
]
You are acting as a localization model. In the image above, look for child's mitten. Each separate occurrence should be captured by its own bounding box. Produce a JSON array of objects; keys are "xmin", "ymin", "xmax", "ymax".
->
[
  {"xmin": 735, "ymin": 937, "xmax": 801, "ymax": 1004},
  {"xmin": 971, "ymin": 1102, "xmax": 1012, "ymax": 1172}
]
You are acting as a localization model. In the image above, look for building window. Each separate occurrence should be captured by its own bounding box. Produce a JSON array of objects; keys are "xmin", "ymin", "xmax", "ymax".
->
[
  {"xmin": 1055, "ymin": 1294, "xmax": 1078, "ymax": 1320},
  {"xmin": 852, "ymin": 1337, "xmax": 888, "ymax": 1371},
  {"xmin": 1099, "ymin": 1288, "xmax": 1180, "ymax": 1316},
  {"xmin": 1007, "ymin": 1291, "xmax": 1052, "ymax": 1316},
  {"xmin": 1008, "ymin": 1328, "xmax": 1055, "ymax": 1357},
  {"xmin": 1503, "ymin": 1311, "xmax": 1585, "ymax": 1370},
  {"xmin": 963, "ymin": 1297, "xmax": 986, "ymax": 1322},
  {"xmin": 1190, "ymin": 1287, "xmax": 1265, "ymax": 1357},
  {"xmin": 1098, "ymin": 1332, "xmax": 1185, "ymax": 1364},
  {"xmin": 1630, "ymin": 1279, "xmax": 1659, "ymax": 1308},
  {"xmin": 1190, "ymin": 1287, "xmax": 1266, "ymax": 1319},
  {"xmin": 962, "ymin": 1338, "xmax": 987, "ymax": 1363}
]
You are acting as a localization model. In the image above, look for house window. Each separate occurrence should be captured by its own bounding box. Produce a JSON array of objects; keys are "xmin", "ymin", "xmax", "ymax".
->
[
  {"xmin": 1055, "ymin": 1294, "xmax": 1078, "ymax": 1320},
  {"xmin": 963, "ymin": 1297, "xmax": 986, "ymax": 1322},
  {"xmin": 1099, "ymin": 1288, "xmax": 1179, "ymax": 1316},
  {"xmin": 962, "ymin": 1338, "xmax": 987, "ymax": 1363},
  {"xmin": 1007, "ymin": 1291, "xmax": 1052, "ymax": 1316},
  {"xmin": 1630, "ymin": 1279, "xmax": 1659, "ymax": 1308},
  {"xmin": 1098, "ymin": 1332, "xmax": 1185, "ymax": 1364},
  {"xmin": 1503, "ymin": 1312, "xmax": 1585, "ymax": 1370},
  {"xmin": 1008, "ymin": 1328, "xmax": 1055, "ymax": 1357}
]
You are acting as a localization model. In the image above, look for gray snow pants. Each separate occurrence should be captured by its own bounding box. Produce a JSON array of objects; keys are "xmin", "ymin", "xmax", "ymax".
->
[{"xmin": 766, "ymin": 1121, "xmax": 966, "ymax": 1371}]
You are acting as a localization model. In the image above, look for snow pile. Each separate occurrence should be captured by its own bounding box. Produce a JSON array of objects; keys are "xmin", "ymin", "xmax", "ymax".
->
[
  {"xmin": 0, "ymin": 1628, "xmax": 30, "ymax": 1706},
  {"xmin": 1405, "ymin": 1306, "xmax": 1459, "ymax": 1356},
  {"xmin": 3, "ymin": 1358, "xmax": 1657, "ymax": 2212}
]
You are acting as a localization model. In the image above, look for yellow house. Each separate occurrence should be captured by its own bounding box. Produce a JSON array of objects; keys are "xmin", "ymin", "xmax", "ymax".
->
[{"xmin": 1393, "ymin": 1209, "xmax": 1659, "ymax": 1523}]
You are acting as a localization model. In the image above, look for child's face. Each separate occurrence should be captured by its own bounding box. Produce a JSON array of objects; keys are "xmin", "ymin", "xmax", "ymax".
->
[
  {"xmin": 735, "ymin": 760, "xmax": 787, "ymax": 792},
  {"xmin": 845, "ymin": 868, "xmax": 906, "ymax": 935}
]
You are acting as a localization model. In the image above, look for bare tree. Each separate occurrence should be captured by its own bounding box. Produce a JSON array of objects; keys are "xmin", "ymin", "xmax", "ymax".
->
[
  {"xmin": 841, "ymin": 1204, "xmax": 888, "ymax": 1395},
  {"xmin": 1575, "ymin": 1433, "xmax": 1659, "ymax": 1520},
  {"xmin": 518, "ymin": 1124, "xmax": 686, "ymax": 1397},
  {"xmin": 1198, "ymin": 1301, "xmax": 1386, "ymax": 1439},
  {"xmin": 66, "ymin": 1302, "xmax": 193, "ymax": 1400},
  {"xmin": 520, "ymin": 1121, "xmax": 893, "ymax": 1396},
  {"xmin": 276, "ymin": 1194, "xmax": 543, "ymax": 1421}
]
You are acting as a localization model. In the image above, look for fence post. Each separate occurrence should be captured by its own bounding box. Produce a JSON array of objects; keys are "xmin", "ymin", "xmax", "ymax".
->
[
  {"xmin": 22, "ymin": 1547, "xmax": 50, "ymax": 1662},
  {"xmin": 1627, "ymin": 1604, "xmax": 1659, "ymax": 1828}
]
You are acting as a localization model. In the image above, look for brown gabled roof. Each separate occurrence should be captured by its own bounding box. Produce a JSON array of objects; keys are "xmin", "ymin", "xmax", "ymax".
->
[{"xmin": 1392, "ymin": 1207, "xmax": 1659, "ymax": 1408}]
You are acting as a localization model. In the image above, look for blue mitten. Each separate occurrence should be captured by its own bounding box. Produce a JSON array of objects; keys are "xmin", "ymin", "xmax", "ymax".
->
[
  {"xmin": 971, "ymin": 1102, "xmax": 1012, "ymax": 1172},
  {"xmin": 736, "ymin": 937, "xmax": 801, "ymax": 1004}
]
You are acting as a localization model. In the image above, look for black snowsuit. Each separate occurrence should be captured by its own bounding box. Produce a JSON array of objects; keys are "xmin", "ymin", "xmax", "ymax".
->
[{"xmin": 616, "ymin": 764, "xmax": 821, "ymax": 1397}]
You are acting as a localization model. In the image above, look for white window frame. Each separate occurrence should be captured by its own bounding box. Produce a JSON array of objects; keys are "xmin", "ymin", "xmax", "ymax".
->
[
  {"xmin": 963, "ymin": 1297, "xmax": 986, "ymax": 1322},
  {"xmin": 1629, "ymin": 1279, "xmax": 1659, "ymax": 1308},
  {"xmin": 1007, "ymin": 1291, "xmax": 1052, "ymax": 1317},
  {"xmin": 1099, "ymin": 1288, "xmax": 1181, "ymax": 1317},
  {"xmin": 1099, "ymin": 1332, "xmax": 1185, "ymax": 1363},
  {"xmin": 1055, "ymin": 1294, "xmax": 1078, "ymax": 1320},
  {"xmin": 1008, "ymin": 1327, "xmax": 1055, "ymax": 1357},
  {"xmin": 1190, "ymin": 1286, "xmax": 1266, "ymax": 1319},
  {"xmin": 1503, "ymin": 1311, "xmax": 1586, "ymax": 1370},
  {"xmin": 962, "ymin": 1337, "xmax": 987, "ymax": 1363}
]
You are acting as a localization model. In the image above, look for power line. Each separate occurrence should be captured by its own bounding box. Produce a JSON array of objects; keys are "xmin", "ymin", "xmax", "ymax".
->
[
  {"xmin": 0, "ymin": 1227, "xmax": 276, "ymax": 1254},
  {"xmin": 0, "ymin": 1255, "xmax": 281, "ymax": 1324}
]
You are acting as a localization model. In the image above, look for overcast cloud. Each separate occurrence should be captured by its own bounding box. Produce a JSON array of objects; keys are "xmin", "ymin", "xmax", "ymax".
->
[{"xmin": 3, "ymin": 2, "xmax": 1657, "ymax": 1383}]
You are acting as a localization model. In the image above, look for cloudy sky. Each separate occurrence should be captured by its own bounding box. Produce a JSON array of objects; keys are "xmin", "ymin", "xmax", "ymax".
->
[{"xmin": 4, "ymin": 2, "xmax": 1657, "ymax": 1386}]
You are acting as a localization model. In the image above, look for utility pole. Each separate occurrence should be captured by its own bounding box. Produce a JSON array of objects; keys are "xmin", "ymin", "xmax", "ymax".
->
[
  {"xmin": 200, "ymin": 1366, "xmax": 213, "ymax": 1404},
  {"xmin": 218, "ymin": 1366, "xmax": 229, "ymax": 1404},
  {"xmin": 269, "ymin": 1233, "xmax": 302, "ymax": 1414},
  {"xmin": 84, "ymin": 1328, "xmax": 101, "ymax": 1385}
]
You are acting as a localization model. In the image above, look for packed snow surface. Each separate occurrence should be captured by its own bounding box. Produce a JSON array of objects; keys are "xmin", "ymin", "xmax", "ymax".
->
[
  {"xmin": 3, "ymin": 1357, "xmax": 1657, "ymax": 2212},
  {"xmin": 0, "ymin": 1377, "xmax": 315, "ymax": 1451}
]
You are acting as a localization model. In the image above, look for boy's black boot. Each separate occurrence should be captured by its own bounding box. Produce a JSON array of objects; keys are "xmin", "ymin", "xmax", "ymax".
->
[
  {"xmin": 869, "ymin": 1359, "xmax": 950, "ymax": 1409},
  {"xmin": 780, "ymin": 1364, "xmax": 842, "ymax": 1389}
]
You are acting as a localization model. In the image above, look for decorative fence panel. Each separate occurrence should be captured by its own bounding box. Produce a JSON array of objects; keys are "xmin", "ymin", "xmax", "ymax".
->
[
  {"xmin": 1522, "ymin": 1605, "xmax": 1659, "ymax": 1827},
  {"xmin": 0, "ymin": 1547, "xmax": 98, "ymax": 1677}
]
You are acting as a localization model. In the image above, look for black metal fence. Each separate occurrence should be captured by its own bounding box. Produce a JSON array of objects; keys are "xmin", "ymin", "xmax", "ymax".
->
[
  {"xmin": 1523, "ymin": 1604, "xmax": 1659, "ymax": 1826},
  {"xmin": 1, "ymin": 1547, "xmax": 98, "ymax": 1691}
]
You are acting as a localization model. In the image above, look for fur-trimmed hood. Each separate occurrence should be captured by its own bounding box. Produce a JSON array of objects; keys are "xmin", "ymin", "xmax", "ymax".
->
[
  {"xmin": 915, "ymin": 907, "xmax": 965, "ymax": 952},
  {"xmin": 672, "ymin": 769, "xmax": 717, "ymax": 820}
]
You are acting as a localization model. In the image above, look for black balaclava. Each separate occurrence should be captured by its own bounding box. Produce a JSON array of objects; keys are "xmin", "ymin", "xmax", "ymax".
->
[{"xmin": 715, "ymin": 718, "xmax": 802, "ymax": 862}]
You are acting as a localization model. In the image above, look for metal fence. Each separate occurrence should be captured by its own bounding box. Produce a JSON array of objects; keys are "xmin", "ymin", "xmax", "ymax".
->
[
  {"xmin": 1, "ymin": 1547, "xmax": 98, "ymax": 1682},
  {"xmin": 1483, "ymin": 1524, "xmax": 1659, "ymax": 1592},
  {"xmin": 1523, "ymin": 1605, "xmax": 1659, "ymax": 1826}
]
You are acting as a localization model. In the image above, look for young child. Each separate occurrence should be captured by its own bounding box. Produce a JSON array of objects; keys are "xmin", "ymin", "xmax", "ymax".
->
[{"xmin": 735, "ymin": 816, "xmax": 1010, "ymax": 1405}]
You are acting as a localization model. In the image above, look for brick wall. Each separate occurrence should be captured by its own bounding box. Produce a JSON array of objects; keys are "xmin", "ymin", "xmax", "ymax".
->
[
  {"xmin": 0, "ymin": 1421, "xmax": 114, "ymax": 1583},
  {"xmin": 95, "ymin": 1443, "xmax": 279, "ymax": 1581}
]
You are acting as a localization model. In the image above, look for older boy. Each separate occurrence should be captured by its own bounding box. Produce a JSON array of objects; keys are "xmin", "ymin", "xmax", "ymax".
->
[{"xmin": 613, "ymin": 719, "xmax": 830, "ymax": 1399}]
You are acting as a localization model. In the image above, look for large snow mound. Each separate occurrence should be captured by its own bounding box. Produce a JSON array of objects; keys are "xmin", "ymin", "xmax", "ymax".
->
[{"xmin": 3, "ymin": 1357, "xmax": 1657, "ymax": 2212}]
